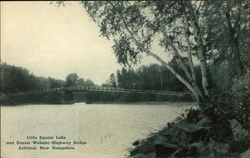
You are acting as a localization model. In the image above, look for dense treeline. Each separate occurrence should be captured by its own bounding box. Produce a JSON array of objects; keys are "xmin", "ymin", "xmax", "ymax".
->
[
  {"xmin": 64, "ymin": 73, "xmax": 95, "ymax": 87},
  {"xmin": 0, "ymin": 63, "xmax": 65, "ymax": 93},
  {"xmin": 0, "ymin": 61, "xmax": 231, "ymax": 97},
  {"xmin": 104, "ymin": 61, "xmax": 233, "ymax": 93},
  {"xmin": 86, "ymin": 62, "xmax": 196, "ymax": 103},
  {"xmin": 0, "ymin": 63, "xmax": 96, "ymax": 94},
  {"xmin": 104, "ymin": 62, "xmax": 188, "ymax": 91},
  {"xmin": 0, "ymin": 63, "xmax": 97, "ymax": 105},
  {"xmin": 0, "ymin": 63, "xmax": 194, "ymax": 104}
]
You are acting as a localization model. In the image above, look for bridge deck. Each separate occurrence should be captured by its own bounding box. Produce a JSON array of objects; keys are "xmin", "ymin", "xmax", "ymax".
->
[{"xmin": 0, "ymin": 86, "xmax": 192, "ymax": 99}]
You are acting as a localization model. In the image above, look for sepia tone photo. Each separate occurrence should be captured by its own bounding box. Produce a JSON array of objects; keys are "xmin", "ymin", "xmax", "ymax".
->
[{"xmin": 1, "ymin": 1, "xmax": 250, "ymax": 158}]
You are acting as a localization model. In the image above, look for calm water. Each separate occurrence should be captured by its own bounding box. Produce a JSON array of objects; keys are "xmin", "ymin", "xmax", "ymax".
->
[{"xmin": 1, "ymin": 103, "xmax": 194, "ymax": 158}]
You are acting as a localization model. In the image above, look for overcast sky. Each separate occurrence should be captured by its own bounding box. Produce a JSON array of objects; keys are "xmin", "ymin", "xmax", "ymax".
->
[{"xmin": 1, "ymin": 1, "xmax": 161, "ymax": 85}]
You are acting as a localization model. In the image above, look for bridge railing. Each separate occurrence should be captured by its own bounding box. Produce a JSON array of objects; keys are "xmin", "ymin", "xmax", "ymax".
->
[{"xmin": 0, "ymin": 86, "xmax": 192, "ymax": 99}]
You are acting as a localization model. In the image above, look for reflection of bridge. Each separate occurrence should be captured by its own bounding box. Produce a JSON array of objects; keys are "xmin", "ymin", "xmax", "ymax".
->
[{"xmin": 0, "ymin": 86, "xmax": 191, "ymax": 99}]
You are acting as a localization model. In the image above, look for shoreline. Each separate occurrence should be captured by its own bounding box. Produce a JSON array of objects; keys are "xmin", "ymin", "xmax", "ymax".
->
[
  {"xmin": 1, "ymin": 101, "xmax": 196, "ymax": 107},
  {"xmin": 86, "ymin": 101, "xmax": 197, "ymax": 106}
]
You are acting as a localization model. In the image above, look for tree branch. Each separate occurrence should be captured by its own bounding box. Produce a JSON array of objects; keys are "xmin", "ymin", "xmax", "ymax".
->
[
  {"xmin": 187, "ymin": 1, "xmax": 209, "ymax": 96},
  {"xmin": 184, "ymin": 17, "xmax": 204, "ymax": 101},
  {"xmin": 110, "ymin": 2, "xmax": 196, "ymax": 94},
  {"xmin": 160, "ymin": 27, "xmax": 193, "ymax": 82}
]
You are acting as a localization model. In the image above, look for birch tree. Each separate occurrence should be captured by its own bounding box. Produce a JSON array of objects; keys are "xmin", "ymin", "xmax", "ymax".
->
[{"xmin": 82, "ymin": 1, "xmax": 248, "ymax": 104}]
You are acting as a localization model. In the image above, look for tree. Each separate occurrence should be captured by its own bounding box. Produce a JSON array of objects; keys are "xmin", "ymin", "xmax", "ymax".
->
[
  {"xmin": 84, "ymin": 79, "xmax": 95, "ymax": 86},
  {"xmin": 48, "ymin": 77, "xmax": 64, "ymax": 89},
  {"xmin": 198, "ymin": 0, "xmax": 249, "ymax": 76},
  {"xmin": 65, "ymin": 73, "xmax": 79, "ymax": 87},
  {"xmin": 83, "ymin": 1, "xmax": 249, "ymax": 104},
  {"xmin": 113, "ymin": 64, "xmax": 188, "ymax": 91},
  {"xmin": 64, "ymin": 73, "xmax": 96, "ymax": 87},
  {"xmin": 83, "ymin": 0, "xmax": 249, "ymax": 103},
  {"xmin": 77, "ymin": 78, "xmax": 85, "ymax": 86},
  {"xmin": 105, "ymin": 73, "xmax": 117, "ymax": 87},
  {"xmin": 0, "ymin": 63, "xmax": 64, "ymax": 93}
]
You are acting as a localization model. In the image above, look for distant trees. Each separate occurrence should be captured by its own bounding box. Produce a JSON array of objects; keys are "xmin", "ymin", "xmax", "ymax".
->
[
  {"xmin": 77, "ymin": 78, "xmax": 85, "ymax": 86},
  {"xmin": 110, "ymin": 63, "xmax": 188, "ymax": 91},
  {"xmin": 0, "ymin": 63, "xmax": 96, "ymax": 94},
  {"xmin": 84, "ymin": 79, "xmax": 95, "ymax": 86},
  {"xmin": 0, "ymin": 63, "xmax": 64, "ymax": 93},
  {"xmin": 64, "ymin": 73, "xmax": 95, "ymax": 87},
  {"xmin": 1, "ymin": 63, "xmax": 31, "ymax": 93},
  {"xmin": 65, "ymin": 73, "xmax": 79, "ymax": 87},
  {"xmin": 103, "ymin": 73, "xmax": 117, "ymax": 87},
  {"xmin": 48, "ymin": 77, "xmax": 64, "ymax": 89}
]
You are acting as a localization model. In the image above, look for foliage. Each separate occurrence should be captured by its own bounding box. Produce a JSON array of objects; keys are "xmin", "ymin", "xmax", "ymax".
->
[
  {"xmin": 0, "ymin": 63, "xmax": 64, "ymax": 94},
  {"xmin": 115, "ymin": 63, "xmax": 188, "ymax": 91},
  {"xmin": 65, "ymin": 73, "xmax": 79, "ymax": 87},
  {"xmin": 128, "ymin": 70, "xmax": 250, "ymax": 157},
  {"xmin": 104, "ymin": 73, "xmax": 117, "ymax": 87},
  {"xmin": 230, "ymin": 71, "xmax": 250, "ymax": 127},
  {"xmin": 208, "ymin": 63, "xmax": 231, "ymax": 91},
  {"xmin": 64, "ymin": 73, "xmax": 95, "ymax": 87},
  {"xmin": 129, "ymin": 101, "xmax": 250, "ymax": 158},
  {"xmin": 83, "ymin": 0, "xmax": 250, "ymax": 103},
  {"xmin": 84, "ymin": 79, "xmax": 95, "ymax": 86},
  {"xmin": 0, "ymin": 63, "xmax": 97, "ymax": 105}
]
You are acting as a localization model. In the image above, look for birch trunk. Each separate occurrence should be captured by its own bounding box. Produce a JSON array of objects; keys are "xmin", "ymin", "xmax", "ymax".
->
[
  {"xmin": 194, "ymin": 24, "xmax": 209, "ymax": 97},
  {"xmin": 160, "ymin": 28, "xmax": 193, "ymax": 82},
  {"xmin": 185, "ymin": 21, "xmax": 204, "ymax": 103},
  {"xmin": 128, "ymin": 33, "xmax": 196, "ymax": 95},
  {"xmin": 188, "ymin": 2, "xmax": 209, "ymax": 97},
  {"xmin": 116, "ymin": 8, "xmax": 197, "ymax": 96},
  {"xmin": 110, "ymin": 2, "xmax": 198, "ymax": 100}
]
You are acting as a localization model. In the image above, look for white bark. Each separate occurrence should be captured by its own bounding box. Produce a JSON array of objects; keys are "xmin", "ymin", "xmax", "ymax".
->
[
  {"xmin": 116, "ymin": 7, "xmax": 196, "ymax": 95},
  {"xmin": 108, "ymin": 2, "xmax": 197, "ymax": 98},
  {"xmin": 188, "ymin": 2, "xmax": 209, "ymax": 97},
  {"xmin": 160, "ymin": 28, "xmax": 193, "ymax": 82},
  {"xmin": 193, "ymin": 23, "xmax": 209, "ymax": 97},
  {"xmin": 185, "ymin": 21, "xmax": 204, "ymax": 102}
]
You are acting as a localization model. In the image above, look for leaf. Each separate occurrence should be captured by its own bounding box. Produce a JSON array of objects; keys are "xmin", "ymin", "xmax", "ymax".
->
[
  {"xmin": 189, "ymin": 141, "xmax": 204, "ymax": 150},
  {"xmin": 154, "ymin": 143, "xmax": 177, "ymax": 158},
  {"xmin": 175, "ymin": 122, "xmax": 204, "ymax": 133},
  {"xmin": 154, "ymin": 142, "xmax": 178, "ymax": 150},
  {"xmin": 196, "ymin": 117, "xmax": 211, "ymax": 126},
  {"xmin": 228, "ymin": 119, "xmax": 249, "ymax": 140},
  {"xmin": 191, "ymin": 141, "xmax": 229, "ymax": 158}
]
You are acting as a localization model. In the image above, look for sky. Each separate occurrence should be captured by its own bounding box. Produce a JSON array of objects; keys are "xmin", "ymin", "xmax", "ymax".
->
[{"xmin": 1, "ymin": 1, "xmax": 161, "ymax": 85}]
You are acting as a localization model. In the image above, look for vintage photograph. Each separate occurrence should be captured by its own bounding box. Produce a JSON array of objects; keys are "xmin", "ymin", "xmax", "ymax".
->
[{"xmin": 1, "ymin": 1, "xmax": 250, "ymax": 158}]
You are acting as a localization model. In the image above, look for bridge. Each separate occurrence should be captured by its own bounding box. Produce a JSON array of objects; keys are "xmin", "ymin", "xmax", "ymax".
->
[{"xmin": 0, "ymin": 86, "xmax": 191, "ymax": 99}]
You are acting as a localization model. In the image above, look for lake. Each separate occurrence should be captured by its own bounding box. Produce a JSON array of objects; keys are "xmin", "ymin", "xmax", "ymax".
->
[{"xmin": 1, "ymin": 102, "xmax": 194, "ymax": 158}]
